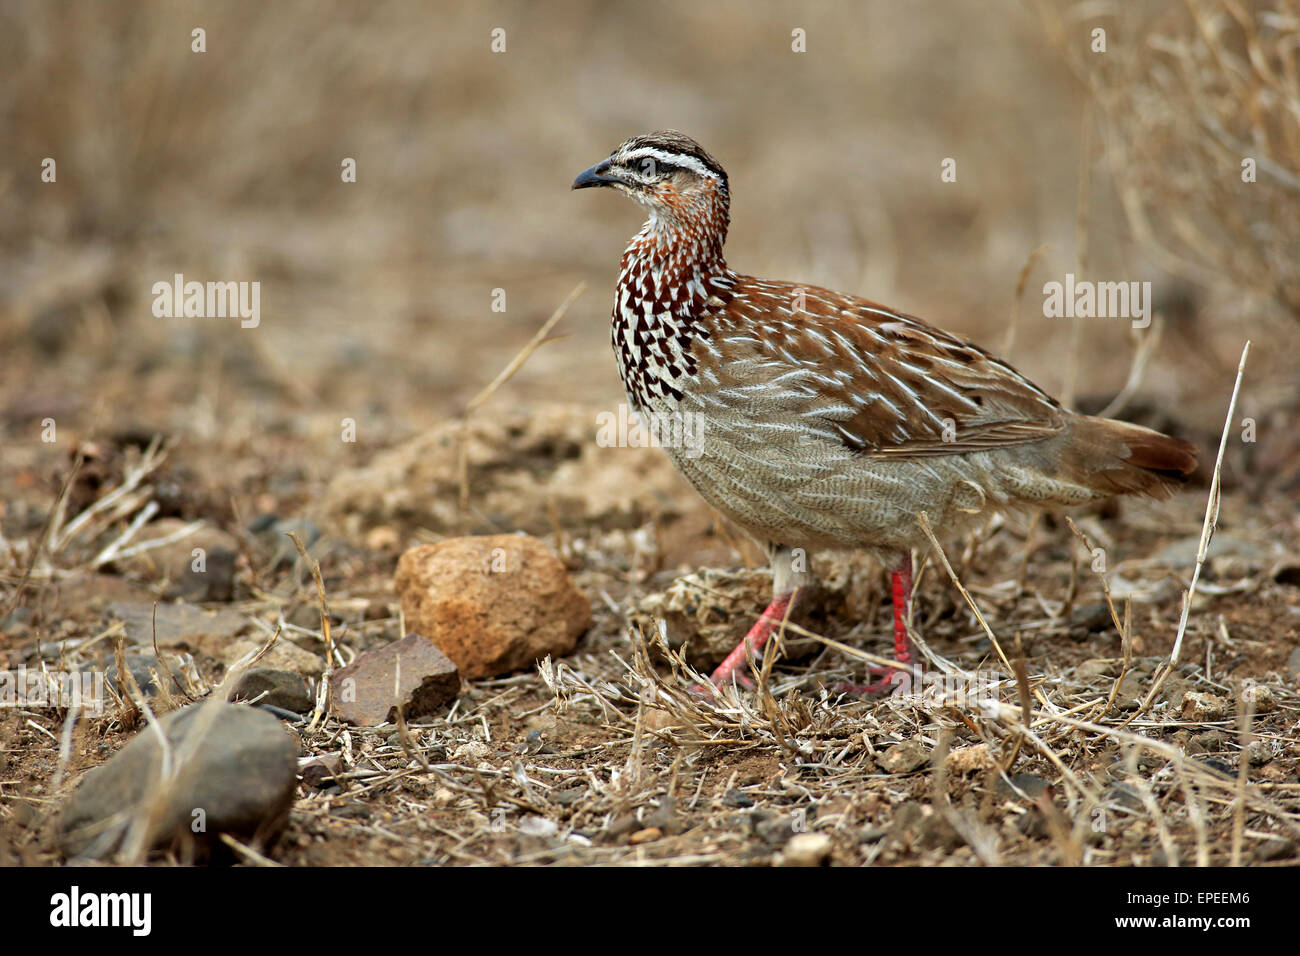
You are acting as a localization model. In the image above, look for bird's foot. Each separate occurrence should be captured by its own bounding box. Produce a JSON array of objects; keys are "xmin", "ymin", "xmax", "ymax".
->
[{"xmin": 694, "ymin": 591, "xmax": 796, "ymax": 693}]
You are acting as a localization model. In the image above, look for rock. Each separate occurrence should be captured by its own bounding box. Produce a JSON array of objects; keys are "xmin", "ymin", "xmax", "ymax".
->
[
  {"xmin": 780, "ymin": 832, "xmax": 832, "ymax": 866},
  {"xmin": 995, "ymin": 773, "xmax": 1049, "ymax": 799},
  {"xmin": 222, "ymin": 638, "xmax": 324, "ymax": 679},
  {"xmin": 395, "ymin": 536, "xmax": 591, "ymax": 680},
  {"xmin": 1182, "ymin": 691, "xmax": 1229, "ymax": 722},
  {"xmin": 298, "ymin": 754, "xmax": 341, "ymax": 789},
  {"xmin": 1253, "ymin": 837, "xmax": 1296, "ymax": 862},
  {"xmin": 103, "ymin": 652, "xmax": 196, "ymax": 698},
  {"xmin": 945, "ymin": 744, "xmax": 993, "ymax": 776},
  {"xmin": 1106, "ymin": 782, "xmax": 1144, "ymax": 811},
  {"xmin": 519, "ymin": 816, "xmax": 557, "ymax": 837},
  {"xmin": 452, "ymin": 740, "xmax": 492, "ymax": 765},
  {"xmin": 1151, "ymin": 534, "xmax": 1265, "ymax": 568},
  {"xmin": 59, "ymin": 703, "xmax": 298, "ymax": 859},
  {"xmin": 328, "ymin": 634, "xmax": 460, "ymax": 726},
  {"xmin": 1070, "ymin": 603, "xmax": 1113, "ymax": 632},
  {"xmin": 629, "ymin": 827, "xmax": 662, "ymax": 845},
  {"xmin": 1242, "ymin": 683, "xmax": 1276, "ymax": 713},
  {"xmin": 103, "ymin": 600, "xmax": 248, "ymax": 648},
  {"xmin": 234, "ymin": 668, "xmax": 314, "ymax": 713},
  {"xmin": 1289, "ymin": 648, "xmax": 1300, "ymax": 677},
  {"xmin": 121, "ymin": 518, "xmax": 241, "ymax": 602},
  {"xmin": 1076, "ymin": 658, "xmax": 1118, "ymax": 680},
  {"xmin": 879, "ymin": 739, "xmax": 928, "ymax": 774},
  {"xmin": 1246, "ymin": 740, "xmax": 1274, "ymax": 765},
  {"xmin": 1114, "ymin": 672, "xmax": 1144, "ymax": 710},
  {"xmin": 364, "ymin": 525, "xmax": 401, "ymax": 552}
]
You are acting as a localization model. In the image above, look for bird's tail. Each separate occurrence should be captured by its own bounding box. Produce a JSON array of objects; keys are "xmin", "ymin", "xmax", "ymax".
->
[{"xmin": 1060, "ymin": 415, "xmax": 1199, "ymax": 499}]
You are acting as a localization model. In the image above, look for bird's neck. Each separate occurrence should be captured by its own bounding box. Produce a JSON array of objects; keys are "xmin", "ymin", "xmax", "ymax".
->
[
  {"xmin": 610, "ymin": 207, "xmax": 731, "ymax": 409},
  {"xmin": 620, "ymin": 206, "xmax": 730, "ymax": 295}
]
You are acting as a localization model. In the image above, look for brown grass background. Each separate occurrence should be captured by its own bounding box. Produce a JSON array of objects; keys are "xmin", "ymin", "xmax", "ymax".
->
[
  {"xmin": 5, "ymin": 0, "xmax": 1295, "ymax": 463},
  {"xmin": 3, "ymin": 0, "xmax": 1300, "ymax": 870}
]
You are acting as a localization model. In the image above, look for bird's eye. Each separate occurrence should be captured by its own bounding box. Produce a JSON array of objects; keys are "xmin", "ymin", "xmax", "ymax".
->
[{"xmin": 639, "ymin": 157, "xmax": 658, "ymax": 177}]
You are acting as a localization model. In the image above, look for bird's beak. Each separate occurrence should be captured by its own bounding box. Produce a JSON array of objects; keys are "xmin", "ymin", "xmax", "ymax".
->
[{"xmin": 572, "ymin": 159, "xmax": 621, "ymax": 190}]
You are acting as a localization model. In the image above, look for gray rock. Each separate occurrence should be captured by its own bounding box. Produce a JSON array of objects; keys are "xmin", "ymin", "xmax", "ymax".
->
[
  {"xmin": 1114, "ymin": 672, "xmax": 1144, "ymax": 710},
  {"xmin": 1106, "ymin": 783, "xmax": 1144, "ymax": 811},
  {"xmin": 233, "ymin": 668, "xmax": 313, "ymax": 713},
  {"xmin": 995, "ymin": 773, "xmax": 1049, "ymax": 799},
  {"xmin": 121, "ymin": 519, "xmax": 241, "ymax": 602},
  {"xmin": 102, "ymin": 652, "xmax": 195, "ymax": 697},
  {"xmin": 103, "ymin": 600, "xmax": 247, "ymax": 647},
  {"xmin": 59, "ymin": 702, "xmax": 298, "ymax": 859},
  {"xmin": 1151, "ymin": 534, "xmax": 1264, "ymax": 568}
]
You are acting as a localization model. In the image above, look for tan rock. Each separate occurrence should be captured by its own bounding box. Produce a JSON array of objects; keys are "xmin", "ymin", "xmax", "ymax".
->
[
  {"xmin": 396, "ymin": 535, "xmax": 591, "ymax": 679},
  {"xmin": 945, "ymin": 743, "xmax": 994, "ymax": 776},
  {"xmin": 1182, "ymin": 690, "xmax": 1229, "ymax": 722},
  {"xmin": 780, "ymin": 832, "xmax": 832, "ymax": 866}
]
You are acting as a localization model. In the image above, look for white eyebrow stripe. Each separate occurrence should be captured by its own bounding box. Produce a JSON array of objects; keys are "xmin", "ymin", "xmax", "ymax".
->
[{"xmin": 621, "ymin": 147, "xmax": 718, "ymax": 180}]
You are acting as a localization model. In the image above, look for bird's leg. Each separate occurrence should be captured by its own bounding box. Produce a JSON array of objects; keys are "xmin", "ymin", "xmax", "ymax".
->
[
  {"xmin": 707, "ymin": 546, "xmax": 806, "ymax": 688},
  {"xmin": 706, "ymin": 590, "xmax": 796, "ymax": 689},
  {"xmin": 838, "ymin": 553, "xmax": 915, "ymax": 697}
]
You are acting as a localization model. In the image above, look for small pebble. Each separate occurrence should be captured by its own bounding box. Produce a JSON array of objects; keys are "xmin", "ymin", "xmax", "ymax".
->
[{"xmin": 781, "ymin": 832, "xmax": 832, "ymax": 866}]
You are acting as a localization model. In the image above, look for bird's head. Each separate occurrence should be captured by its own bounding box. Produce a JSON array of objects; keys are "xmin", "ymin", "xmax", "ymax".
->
[{"xmin": 572, "ymin": 131, "xmax": 730, "ymax": 226}]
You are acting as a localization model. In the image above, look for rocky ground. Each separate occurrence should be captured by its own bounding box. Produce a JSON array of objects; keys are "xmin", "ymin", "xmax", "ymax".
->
[
  {"xmin": 2, "ymin": 0, "xmax": 1299, "ymax": 869},
  {"xmin": 2, "ymin": 373, "xmax": 1299, "ymax": 866}
]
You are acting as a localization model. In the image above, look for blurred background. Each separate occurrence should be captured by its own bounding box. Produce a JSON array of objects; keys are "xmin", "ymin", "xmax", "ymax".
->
[{"xmin": 2, "ymin": 0, "xmax": 1298, "ymax": 540}]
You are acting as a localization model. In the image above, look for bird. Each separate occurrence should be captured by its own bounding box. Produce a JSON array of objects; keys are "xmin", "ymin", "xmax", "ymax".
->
[{"xmin": 572, "ymin": 130, "xmax": 1198, "ymax": 693}]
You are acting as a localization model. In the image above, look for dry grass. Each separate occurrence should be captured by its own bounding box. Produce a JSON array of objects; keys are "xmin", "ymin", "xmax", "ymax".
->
[
  {"xmin": 2, "ymin": 2, "xmax": 1299, "ymax": 868},
  {"xmin": 1043, "ymin": 0, "xmax": 1300, "ymax": 321}
]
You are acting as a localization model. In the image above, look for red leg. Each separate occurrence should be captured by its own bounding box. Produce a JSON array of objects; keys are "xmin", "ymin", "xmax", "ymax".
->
[
  {"xmin": 706, "ymin": 590, "xmax": 796, "ymax": 688},
  {"xmin": 889, "ymin": 552, "xmax": 914, "ymax": 668},
  {"xmin": 836, "ymin": 554, "xmax": 914, "ymax": 696}
]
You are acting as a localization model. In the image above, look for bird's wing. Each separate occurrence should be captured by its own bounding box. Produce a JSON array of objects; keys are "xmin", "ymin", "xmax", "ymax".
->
[{"xmin": 699, "ymin": 277, "xmax": 1067, "ymax": 459}]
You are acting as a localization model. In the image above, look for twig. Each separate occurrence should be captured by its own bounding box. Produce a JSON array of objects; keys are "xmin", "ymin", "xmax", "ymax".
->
[{"xmin": 1142, "ymin": 340, "xmax": 1250, "ymax": 712}]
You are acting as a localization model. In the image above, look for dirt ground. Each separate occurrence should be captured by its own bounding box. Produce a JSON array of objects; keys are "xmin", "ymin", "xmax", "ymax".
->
[{"xmin": 2, "ymin": 1, "xmax": 1299, "ymax": 867}]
